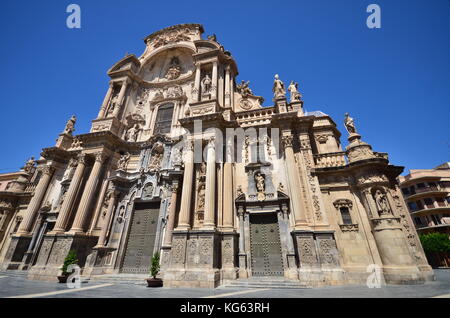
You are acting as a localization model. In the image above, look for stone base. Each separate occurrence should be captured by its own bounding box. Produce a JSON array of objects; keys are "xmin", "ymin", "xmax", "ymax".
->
[
  {"xmin": 27, "ymin": 233, "xmax": 98, "ymax": 281},
  {"xmin": 164, "ymin": 269, "xmax": 221, "ymax": 288},
  {"xmin": 382, "ymin": 266, "xmax": 424, "ymax": 285},
  {"xmin": 2, "ymin": 235, "xmax": 31, "ymax": 270}
]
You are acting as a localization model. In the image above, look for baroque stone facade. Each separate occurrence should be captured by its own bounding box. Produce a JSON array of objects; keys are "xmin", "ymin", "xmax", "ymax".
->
[{"xmin": 0, "ymin": 24, "xmax": 433, "ymax": 287}]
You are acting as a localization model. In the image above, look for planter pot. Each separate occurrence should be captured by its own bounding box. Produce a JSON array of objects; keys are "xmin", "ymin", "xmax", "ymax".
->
[
  {"xmin": 57, "ymin": 274, "xmax": 69, "ymax": 284},
  {"xmin": 146, "ymin": 278, "xmax": 163, "ymax": 288}
]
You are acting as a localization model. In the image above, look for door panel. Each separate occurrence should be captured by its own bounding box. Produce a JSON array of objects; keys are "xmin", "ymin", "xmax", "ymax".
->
[
  {"xmin": 121, "ymin": 202, "xmax": 160, "ymax": 273},
  {"xmin": 249, "ymin": 213, "xmax": 284, "ymax": 276}
]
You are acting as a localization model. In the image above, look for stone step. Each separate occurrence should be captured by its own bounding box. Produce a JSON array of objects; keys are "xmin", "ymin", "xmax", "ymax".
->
[
  {"xmin": 85, "ymin": 274, "xmax": 149, "ymax": 285},
  {"xmin": 224, "ymin": 279, "xmax": 311, "ymax": 289}
]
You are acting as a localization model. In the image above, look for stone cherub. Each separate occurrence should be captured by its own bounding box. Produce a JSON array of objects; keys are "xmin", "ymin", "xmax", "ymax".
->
[
  {"xmin": 63, "ymin": 115, "xmax": 76, "ymax": 135},
  {"xmin": 344, "ymin": 113, "xmax": 357, "ymax": 135},
  {"xmin": 288, "ymin": 81, "xmax": 302, "ymax": 102},
  {"xmin": 237, "ymin": 80, "xmax": 253, "ymax": 97},
  {"xmin": 272, "ymin": 74, "xmax": 286, "ymax": 99}
]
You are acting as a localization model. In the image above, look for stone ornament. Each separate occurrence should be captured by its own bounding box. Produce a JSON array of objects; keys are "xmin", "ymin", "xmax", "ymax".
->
[
  {"xmin": 150, "ymin": 28, "xmax": 191, "ymax": 49},
  {"xmin": 62, "ymin": 115, "xmax": 76, "ymax": 135},
  {"xmin": 142, "ymin": 182, "xmax": 154, "ymax": 199},
  {"xmin": 288, "ymin": 81, "xmax": 302, "ymax": 102},
  {"xmin": 164, "ymin": 57, "xmax": 182, "ymax": 80},
  {"xmin": 333, "ymin": 199, "xmax": 353, "ymax": 210},
  {"xmin": 239, "ymin": 98, "xmax": 253, "ymax": 110},
  {"xmin": 254, "ymin": 171, "xmax": 266, "ymax": 201},
  {"xmin": 236, "ymin": 80, "xmax": 253, "ymax": 97},
  {"xmin": 107, "ymin": 94, "xmax": 119, "ymax": 117},
  {"xmin": 373, "ymin": 189, "xmax": 392, "ymax": 216},
  {"xmin": 272, "ymin": 74, "xmax": 286, "ymax": 99},
  {"xmin": 125, "ymin": 124, "xmax": 141, "ymax": 142},
  {"xmin": 117, "ymin": 152, "xmax": 130, "ymax": 171},
  {"xmin": 23, "ymin": 157, "xmax": 35, "ymax": 174},
  {"xmin": 148, "ymin": 142, "xmax": 164, "ymax": 172},
  {"xmin": 71, "ymin": 137, "xmax": 83, "ymax": 149}
]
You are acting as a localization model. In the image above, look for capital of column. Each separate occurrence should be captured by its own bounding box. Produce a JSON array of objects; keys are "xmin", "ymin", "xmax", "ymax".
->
[
  {"xmin": 77, "ymin": 153, "xmax": 87, "ymax": 165},
  {"xmin": 281, "ymin": 135, "xmax": 294, "ymax": 149},
  {"xmin": 40, "ymin": 165, "xmax": 55, "ymax": 176},
  {"xmin": 94, "ymin": 152, "xmax": 108, "ymax": 164}
]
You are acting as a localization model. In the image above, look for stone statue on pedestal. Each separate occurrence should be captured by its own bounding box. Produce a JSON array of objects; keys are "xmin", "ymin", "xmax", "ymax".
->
[
  {"xmin": 201, "ymin": 74, "xmax": 212, "ymax": 95},
  {"xmin": 125, "ymin": 124, "xmax": 140, "ymax": 142},
  {"xmin": 23, "ymin": 157, "xmax": 35, "ymax": 174},
  {"xmin": 344, "ymin": 113, "xmax": 357, "ymax": 134},
  {"xmin": 273, "ymin": 74, "xmax": 286, "ymax": 99},
  {"xmin": 288, "ymin": 81, "xmax": 302, "ymax": 102},
  {"xmin": 374, "ymin": 190, "xmax": 391, "ymax": 215}
]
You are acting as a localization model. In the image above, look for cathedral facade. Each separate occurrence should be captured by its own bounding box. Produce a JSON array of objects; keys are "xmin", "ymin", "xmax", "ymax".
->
[{"xmin": 0, "ymin": 24, "xmax": 433, "ymax": 288}]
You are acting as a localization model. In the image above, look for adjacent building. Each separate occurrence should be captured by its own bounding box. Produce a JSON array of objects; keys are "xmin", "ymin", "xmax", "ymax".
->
[
  {"xmin": 0, "ymin": 24, "xmax": 433, "ymax": 288},
  {"xmin": 398, "ymin": 163, "xmax": 450, "ymax": 235}
]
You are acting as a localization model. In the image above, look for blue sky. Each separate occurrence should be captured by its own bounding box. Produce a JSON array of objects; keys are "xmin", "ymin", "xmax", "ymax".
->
[{"xmin": 0, "ymin": 0, "xmax": 449, "ymax": 174}]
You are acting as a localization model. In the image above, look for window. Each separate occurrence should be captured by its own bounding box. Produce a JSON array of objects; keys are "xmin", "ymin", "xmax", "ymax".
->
[
  {"xmin": 401, "ymin": 188, "xmax": 410, "ymax": 195},
  {"xmin": 428, "ymin": 182, "xmax": 436, "ymax": 187},
  {"xmin": 423, "ymin": 198, "xmax": 434, "ymax": 208},
  {"xmin": 414, "ymin": 217, "xmax": 423, "ymax": 226},
  {"xmin": 431, "ymin": 214, "xmax": 441, "ymax": 225},
  {"xmin": 417, "ymin": 183, "xmax": 426, "ymax": 189},
  {"xmin": 340, "ymin": 207, "xmax": 352, "ymax": 225},
  {"xmin": 153, "ymin": 103, "xmax": 174, "ymax": 135},
  {"xmin": 416, "ymin": 200, "xmax": 424, "ymax": 210},
  {"xmin": 408, "ymin": 202, "xmax": 418, "ymax": 212},
  {"xmin": 435, "ymin": 197, "xmax": 446, "ymax": 207},
  {"xmin": 446, "ymin": 197, "xmax": 450, "ymax": 204}
]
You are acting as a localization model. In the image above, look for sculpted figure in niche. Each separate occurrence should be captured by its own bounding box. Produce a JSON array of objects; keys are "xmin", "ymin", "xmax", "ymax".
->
[
  {"xmin": 126, "ymin": 124, "xmax": 140, "ymax": 142},
  {"xmin": 201, "ymin": 74, "xmax": 212, "ymax": 95},
  {"xmin": 344, "ymin": 113, "xmax": 357, "ymax": 134},
  {"xmin": 63, "ymin": 115, "xmax": 76, "ymax": 135},
  {"xmin": 288, "ymin": 81, "xmax": 302, "ymax": 102},
  {"xmin": 148, "ymin": 142, "xmax": 164, "ymax": 171},
  {"xmin": 374, "ymin": 189, "xmax": 391, "ymax": 215},
  {"xmin": 142, "ymin": 182, "xmax": 154, "ymax": 198},
  {"xmin": 272, "ymin": 74, "xmax": 285, "ymax": 99},
  {"xmin": 197, "ymin": 180, "xmax": 206, "ymax": 210},
  {"xmin": 117, "ymin": 152, "xmax": 130, "ymax": 170},
  {"xmin": 107, "ymin": 94, "xmax": 119, "ymax": 117},
  {"xmin": 153, "ymin": 89, "xmax": 164, "ymax": 101},
  {"xmin": 255, "ymin": 172, "xmax": 266, "ymax": 201}
]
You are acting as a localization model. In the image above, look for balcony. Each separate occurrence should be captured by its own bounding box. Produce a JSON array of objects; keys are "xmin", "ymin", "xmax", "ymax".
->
[
  {"xmin": 314, "ymin": 152, "xmax": 347, "ymax": 168},
  {"xmin": 404, "ymin": 185, "xmax": 448, "ymax": 200}
]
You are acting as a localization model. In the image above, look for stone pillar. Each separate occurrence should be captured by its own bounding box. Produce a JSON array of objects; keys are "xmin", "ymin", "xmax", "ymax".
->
[
  {"xmin": 224, "ymin": 66, "xmax": 231, "ymax": 107},
  {"xmin": 16, "ymin": 166, "xmax": 54, "ymax": 235},
  {"xmin": 223, "ymin": 162, "xmax": 233, "ymax": 229},
  {"xmin": 163, "ymin": 183, "xmax": 179, "ymax": 247},
  {"xmin": 237, "ymin": 207, "xmax": 248, "ymax": 278},
  {"xmin": 282, "ymin": 135, "xmax": 307, "ymax": 228},
  {"xmin": 97, "ymin": 83, "xmax": 114, "ymax": 119},
  {"xmin": 51, "ymin": 154, "xmax": 86, "ymax": 234},
  {"xmin": 112, "ymin": 79, "xmax": 129, "ymax": 117},
  {"xmin": 177, "ymin": 141, "xmax": 194, "ymax": 230},
  {"xmin": 203, "ymin": 139, "xmax": 216, "ymax": 229},
  {"xmin": 194, "ymin": 64, "xmax": 201, "ymax": 102},
  {"xmin": 88, "ymin": 179, "xmax": 109, "ymax": 234},
  {"xmin": 96, "ymin": 189, "xmax": 118, "ymax": 247},
  {"xmin": 211, "ymin": 61, "xmax": 218, "ymax": 100},
  {"xmin": 69, "ymin": 152, "xmax": 107, "ymax": 234}
]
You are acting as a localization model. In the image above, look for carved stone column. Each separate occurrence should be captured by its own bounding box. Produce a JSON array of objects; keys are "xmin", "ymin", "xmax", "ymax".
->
[
  {"xmin": 112, "ymin": 79, "xmax": 129, "ymax": 117},
  {"xmin": 97, "ymin": 83, "xmax": 114, "ymax": 119},
  {"xmin": 237, "ymin": 206, "xmax": 248, "ymax": 278},
  {"xmin": 69, "ymin": 152, "xmax": 107, "ymax": 234},
  {"xmin": 211, "ymin": 61, "xmax": 218, "ymax": 100},
  {"xmin": 282, "ymin": 135, "xmax": 307, "ymax": 229},
  {"xmin": 17, "ymin": 166, "xmax": 54, "ymax": 235},
  {"xmin": 96, "ymin": 188, "xmax": 118, "ymax": 247},
  {"xmin": 203, "ymin": 139, "xmax": 216, "ymax": 229},
  {"xmin": 224, "ymin": 65, "xmax": 231, "ymax": 107},
  {"xmin": 177, "ymin": 141, "xmax": 194, "ymax": 230},
  {"xmin": 223, "ymin": 162, "xmax": 233, "ymax": 229},
  {"xmin": 194, "ymin": 64, "xmax": 201, "ymax": 102},
  {"xmin": 163, "ymin": 183, "xmax": 179, "ymax": 247},
  {"xmin": 51, "ymin": 154, "xmax": 86, "ymax": 234}
]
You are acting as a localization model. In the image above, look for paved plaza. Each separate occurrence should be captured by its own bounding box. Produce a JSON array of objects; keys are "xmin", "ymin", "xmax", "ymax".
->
[{"xmin": 0, "ymin": 269, "xmax": 449, "ymax": 298}]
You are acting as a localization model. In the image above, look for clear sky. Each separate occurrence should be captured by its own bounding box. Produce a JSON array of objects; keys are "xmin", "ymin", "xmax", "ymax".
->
[{"xmin": 0, "ymin": 0, "xmax": 449, "ymax": 174}]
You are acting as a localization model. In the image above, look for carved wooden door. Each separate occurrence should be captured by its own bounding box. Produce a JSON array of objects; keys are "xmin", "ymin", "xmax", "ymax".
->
[
  {"xmin": 250, "ymin": 213, "xmax": 284, "ymax": 276},
  {"xmin": 121, "ymin": 202, "xmax": 160, "ymax": 273}
]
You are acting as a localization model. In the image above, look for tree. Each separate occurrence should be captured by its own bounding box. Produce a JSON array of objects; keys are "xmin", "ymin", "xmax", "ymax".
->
[{"xmin": 419, "ymin": 233, "xmax": 450, "ymax": 254}]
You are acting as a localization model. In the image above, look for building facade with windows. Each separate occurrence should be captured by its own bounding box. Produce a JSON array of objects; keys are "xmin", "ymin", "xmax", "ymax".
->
[
  {"xmin": 398, "ymin": 163, "xmax": 450, "ymax": 236},
  {"xmin": 0, "ymin": 24, "xmax": 433, "ymax": 288}
]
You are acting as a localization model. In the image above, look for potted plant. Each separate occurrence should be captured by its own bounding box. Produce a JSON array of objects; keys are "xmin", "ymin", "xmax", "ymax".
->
[
  {"xmin": 58, "ymin": 250, "xmax": 78, "ymax": 283},
  {"xmin": 146, "ymin": 252, "xmax": 163, "ymax": 287}
]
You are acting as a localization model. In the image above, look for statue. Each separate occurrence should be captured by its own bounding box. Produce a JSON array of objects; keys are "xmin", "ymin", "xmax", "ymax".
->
[
  {"xmin": 237, "ymin": 80, "xmax": 253, "ymax": 97},
  {"xmin": 165, "ymin": 57, "xmax": 181, "ymax": 80},
  {"xmin": 374, "ymin": 190, "xmax": 391, "ymax": 215},
  {"xmin": 107, "ymin": 95, "xmax": 118, "ymax": 116},
  {"xmin": 344, "ymin": 113, "xmax": 357, "ymax": 134},
  {"xmin": 272, "ymin": 74, "xmax": 285, "ymax": 99},
  {"xmin": 197, "ymin": 180, "xmax": 206, "ymax": 210},
  {"xmin": 148, "ymin": 142, "xmax": 164, "ymax": 171},
  {"xmin": 201, "ymin": 74, "xmax": 212, "ymax": 95},
  {"xmin": 117, "ymin": 152, "xmax": 130, "ymax": 170},
  {"xmin": 207, "ymin": 34, "xmax": 217, "ymax": 42},
  {"xmin": 23, "ymin": 157, "xmax": 35, "ymax": 174},
  {"xmin": 288, "ymin": 81, "xmax": 302, "ymax": 102},
  {"xmin": 125, "ymin": 124, "xmax": 140, "ymax": 142},
  {"xmin": 255, "ymin": 172, "xmax": 266, "ymax": 201},
  {"xmin": 142, "ymin": 183, "xmax": 154, "ymax": 198},
  {"xmin": 63, "ymin": 115, "xmax": 76, "ymax": 135}
]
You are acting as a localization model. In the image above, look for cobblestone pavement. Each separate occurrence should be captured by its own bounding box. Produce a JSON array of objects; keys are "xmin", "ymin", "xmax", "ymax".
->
[{"xmin": 0, "ymin": 269, "xmax": 449, "ymax": 298}]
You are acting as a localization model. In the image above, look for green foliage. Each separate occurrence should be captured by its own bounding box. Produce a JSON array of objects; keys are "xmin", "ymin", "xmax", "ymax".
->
[
  {"xmin": 60, "ymin": 250, "xmax": 78, "ymax": 275},
  {"xmin": 419, "ymin": 233, "xmax": 450, "ymax": 254},
  {"xmin": 150, "ymin": 252, "xmax": 160, "ymax": 278}
]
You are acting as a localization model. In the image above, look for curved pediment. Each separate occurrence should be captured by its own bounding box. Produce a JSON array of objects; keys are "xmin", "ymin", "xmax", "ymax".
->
[{"xmin": 108, "ymin": 54, "xmax": 140, "ymax": 77}]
